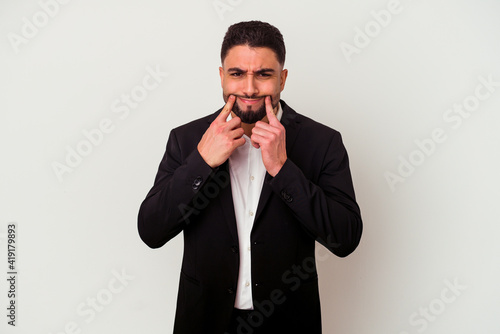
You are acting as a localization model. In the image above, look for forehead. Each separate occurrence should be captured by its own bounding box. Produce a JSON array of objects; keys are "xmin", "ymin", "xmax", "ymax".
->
[{"xmin": 223, "ymin": 45, "xmax": 280, "ymax": 69}]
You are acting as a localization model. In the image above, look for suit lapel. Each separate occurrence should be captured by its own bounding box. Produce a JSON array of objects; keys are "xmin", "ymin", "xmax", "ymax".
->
[
  {"xmin": 254, "ymin": 100, "xmax": 301, "ymax": 224},
  {"xmin": 203, "ymin": 110, "xmax": 240, "ymax": 244},
  {"xmin": 216, "ymin": 161, "xmax": 240, "ymax": 244}
]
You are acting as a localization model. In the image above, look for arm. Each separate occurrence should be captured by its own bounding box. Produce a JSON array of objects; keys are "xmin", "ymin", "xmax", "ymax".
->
[
  {"xmin": 138, "ymin": 95, "xmax": 245, "ymax": 248},
  {"xmin": 252, "ymin": 97, "xmax": 362, "ymax": 257},
  {"xmin": 137, "ymin": 130, "xmax": 215, "ymax": 248},
  {"xmin": 269, "ymin": 132, "xmax": 362, "ymax": 257}
]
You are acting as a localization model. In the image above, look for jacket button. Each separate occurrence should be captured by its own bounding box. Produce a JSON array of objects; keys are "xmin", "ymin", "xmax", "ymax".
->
[
  {"xmin": 281, "ymin": 190, "xmax": 293, "ymax": 202},
  {"xmin": 192, "ymin": 176, "xmax": 203, "ymax": 190},
  {"xmin": 227, "ymin": 288, "xmax": 235, "ymax": 294},
  {"xmin": 231, "ymin": 246, "xmax": 238, "ymax": 253},
  {"xmin": 250, "ymin": 314, "xmax": 261, "ymax": 322}
]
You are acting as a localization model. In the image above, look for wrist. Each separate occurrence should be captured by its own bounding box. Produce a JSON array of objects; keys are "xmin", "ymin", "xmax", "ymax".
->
[
  {"xmin": 269, "ymin": 159, "xmax": 286, "ymax": 177},
  {"xmin": 197, "ymin": 145, "xmax": 214, "ymax": 168}
]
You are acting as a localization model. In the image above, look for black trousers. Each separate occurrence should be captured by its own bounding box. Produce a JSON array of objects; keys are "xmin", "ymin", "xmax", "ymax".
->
[{"xmin": 225, "ymin": 307, "xmax": 317, "ymax": 334}]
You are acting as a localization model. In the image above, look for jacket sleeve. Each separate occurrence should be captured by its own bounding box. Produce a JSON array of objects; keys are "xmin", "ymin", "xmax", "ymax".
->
[
  {"xmin": 137, "ymin": 129, "xmax": 216, "ymax": 248},
  {"xmin": 268, "ymin": 131, "xmax": 362, "ymax": 257}
]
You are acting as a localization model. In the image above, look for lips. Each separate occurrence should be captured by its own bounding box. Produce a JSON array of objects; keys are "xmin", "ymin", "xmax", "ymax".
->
[{"xmin": 238, "ymin": 97, "xmax": 263, "ymax": 105}]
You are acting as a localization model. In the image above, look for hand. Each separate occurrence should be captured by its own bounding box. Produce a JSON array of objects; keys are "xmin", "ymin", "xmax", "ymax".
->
[
  {"xmin": 251, "ymin": 96, "xmax": 287, "ymax": 177},
  {"xmin": 197, "ymin": 95, "xmax": 245, "ymax": 168}
]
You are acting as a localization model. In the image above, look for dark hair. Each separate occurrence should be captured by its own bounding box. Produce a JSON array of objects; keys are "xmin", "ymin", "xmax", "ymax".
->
[{"xmin": 221, "ymin": 21, "xmax": 286, "ymax": 66}]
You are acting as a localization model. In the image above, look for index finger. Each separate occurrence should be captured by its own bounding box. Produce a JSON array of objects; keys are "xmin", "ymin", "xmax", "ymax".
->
[
  {"xmin": 265, "ymin": 96, "xmax": 278, "ymax": 125},
  {"xmin": 216, "ymin": 95, "xmax": 236, "ymax": 122}
]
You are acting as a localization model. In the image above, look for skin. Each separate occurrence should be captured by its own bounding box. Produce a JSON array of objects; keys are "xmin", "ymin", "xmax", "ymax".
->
[{"xmin": 197, "ymin": 45, "xmax": 288, "ymax": 177}]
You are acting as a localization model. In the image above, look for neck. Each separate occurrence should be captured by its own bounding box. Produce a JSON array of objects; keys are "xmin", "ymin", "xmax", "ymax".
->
[{"xmin": 239, "ymin": 122, "xmax": 255, "ymax": 138}]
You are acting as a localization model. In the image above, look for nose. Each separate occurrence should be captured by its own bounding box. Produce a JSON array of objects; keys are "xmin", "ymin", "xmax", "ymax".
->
[{"xmin": 242, "ymin": 75, "xmax": 259, "ymax": 97}]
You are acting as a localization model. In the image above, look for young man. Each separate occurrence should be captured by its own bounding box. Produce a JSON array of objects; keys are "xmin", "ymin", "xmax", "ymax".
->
[{"xmin": 138, "ymin": 21, "xmax": 362, "ymax": 334}]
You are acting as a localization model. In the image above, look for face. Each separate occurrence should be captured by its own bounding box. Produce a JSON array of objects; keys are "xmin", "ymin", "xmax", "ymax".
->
[{"xmin": 219, "ymin": 45, "xmax": 288, "ymax": 124}]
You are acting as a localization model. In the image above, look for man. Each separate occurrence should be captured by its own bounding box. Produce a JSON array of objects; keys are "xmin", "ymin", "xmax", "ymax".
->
[{"xmin": 138, "ymin": 21, "xmax": 362, "ymax": 334}]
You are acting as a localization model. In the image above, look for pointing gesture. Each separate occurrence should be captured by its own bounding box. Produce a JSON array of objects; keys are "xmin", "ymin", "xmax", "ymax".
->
[
  {"xmin": 198, "ymin": 95, "xmax": 245, "ymax": 168},
  {"xmin": 251, "ymin": 96, "xmax": 287, "ymax": 177}
]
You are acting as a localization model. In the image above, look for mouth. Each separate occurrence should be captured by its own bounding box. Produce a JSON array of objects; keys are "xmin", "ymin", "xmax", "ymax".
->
[{"xmin": 238, "ymin": 97, "xmax": 264, "ymax": 105}]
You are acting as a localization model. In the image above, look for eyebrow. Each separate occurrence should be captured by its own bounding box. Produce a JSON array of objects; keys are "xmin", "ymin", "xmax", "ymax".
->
[{"xmin": 227, "ymin": 67, "xmax": 276, "ymax": 74}]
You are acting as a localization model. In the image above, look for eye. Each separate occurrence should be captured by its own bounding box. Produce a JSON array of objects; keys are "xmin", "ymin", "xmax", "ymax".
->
[{"xmin": 230, "ymin": 72, "xmax": 243, "ymax": 77}]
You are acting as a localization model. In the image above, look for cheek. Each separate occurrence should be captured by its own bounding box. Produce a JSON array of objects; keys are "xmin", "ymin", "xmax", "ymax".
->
[
  {"xmin": 222, "ymin": 80, "xmax": 240, "ymax": 93},
  {"xmin": 261, "ymin": 81, "xmax": 281, "ymax": 94}
]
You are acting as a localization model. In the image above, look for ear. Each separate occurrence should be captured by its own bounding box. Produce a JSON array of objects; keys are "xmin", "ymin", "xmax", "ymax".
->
[
  {"xmin": 219, "ymin": 66, "xmax": 224, "ymax": 88},
  {"xmin": 279, "ymin": 69, "xmax": 288, "ymax": 92}
]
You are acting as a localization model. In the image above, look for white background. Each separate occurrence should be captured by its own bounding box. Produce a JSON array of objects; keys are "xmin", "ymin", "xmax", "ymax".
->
[{"xmin": 1, "ymin": 0, "xmax": 500, "ymax": 333}]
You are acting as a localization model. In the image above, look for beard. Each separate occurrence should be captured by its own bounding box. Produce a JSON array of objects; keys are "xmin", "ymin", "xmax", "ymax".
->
[{"xmin": 224, "ymin": 94, "xmax": 280, "ymax": 124}]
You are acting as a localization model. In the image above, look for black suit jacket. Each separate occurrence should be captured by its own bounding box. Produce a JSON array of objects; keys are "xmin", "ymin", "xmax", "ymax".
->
[{"xmin": 138, "ymin": 100, "xmax": 362, "ymax": 334}]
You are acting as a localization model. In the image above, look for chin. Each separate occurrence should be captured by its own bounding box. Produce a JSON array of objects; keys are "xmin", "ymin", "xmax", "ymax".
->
[{"xmin": 241, "ymin": 106, "xmax": 262, "ymax": 113}]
